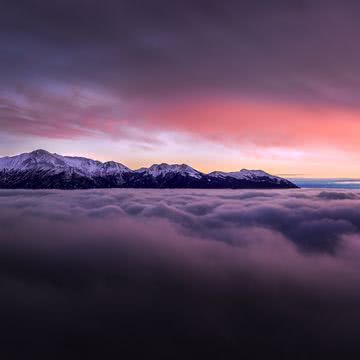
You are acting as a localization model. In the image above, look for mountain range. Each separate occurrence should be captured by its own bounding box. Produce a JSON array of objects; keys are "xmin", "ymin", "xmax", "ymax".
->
[{"xmin": 0, "ymin": 149, "xmax": 298, "ymax": 189}]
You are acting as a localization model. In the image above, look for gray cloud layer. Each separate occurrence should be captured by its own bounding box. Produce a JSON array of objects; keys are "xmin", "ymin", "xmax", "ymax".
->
[
  {"xmin": 2, "ymin": 189, "xmax": 360, "ymax": 358},
  {"xmin": 2, "ymin": 0, "xmax": 360, "ymax": 104},
  {"xmin": 3, "ymin": 1, "xmax": 360, "ymax": 145}
]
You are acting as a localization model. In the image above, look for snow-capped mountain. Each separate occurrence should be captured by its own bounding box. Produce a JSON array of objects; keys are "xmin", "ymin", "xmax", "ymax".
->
[
  {"xmin": 136, "ymin": 163, "xmax": 202, "ymax": 179},
  {"xmin": 0, "ymin": 150, "xmax": 298, "ymax": 189},
  {"xmin": 208, "ymin": 169, "xmax": 286, "ymax": 184},
  {"xmin": 0, "ymin": 149, "xmax": 130, "ymax": 176}
]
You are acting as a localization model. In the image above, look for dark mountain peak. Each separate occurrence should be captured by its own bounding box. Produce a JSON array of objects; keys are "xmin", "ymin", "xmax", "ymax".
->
[
  {"xmin": 149, "ymin": 163, "xmax": 170, "ymax": 169},
  {"xmin": 30, "ymin": 149, "xmax": 52, "ymax": 157}
]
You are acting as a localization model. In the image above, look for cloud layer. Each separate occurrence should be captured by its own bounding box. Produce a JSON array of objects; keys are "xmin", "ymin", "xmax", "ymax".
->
[
  {"xmin": 3, "ymin": 0, "xmax": 360, "ymax": 104},
  {"xmin": 2, "ymin": 0, "xmax": 360, "ymax": 161},
  {"xmin": 2, "ymin": 188, "xmax": 360, "ymax": 358}
]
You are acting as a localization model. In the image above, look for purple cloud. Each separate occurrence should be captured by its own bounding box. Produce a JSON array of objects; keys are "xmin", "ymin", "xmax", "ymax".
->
[{"xmin": 1, "ymin": 189, "xmax": 360, "ymax": 357}]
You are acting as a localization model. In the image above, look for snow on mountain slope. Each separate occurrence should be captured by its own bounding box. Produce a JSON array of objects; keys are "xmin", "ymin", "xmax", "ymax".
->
[
  {"xmin": 0, "ymin": 149, "xmax": 130, "ymax": 176},
  {"xmin": 209, "ymin": 169, "xmax": 283, "ymax": 182},
  {"xmin": 0, "ymin": 149, "xmax": 65, "ymax": 174},
  {"xmin": 136, "ymin": 163, "xmax": 203, "ymax": 179},
  {"xmin": 0, "ymin": 150, "xmax": 298, "ymax": 189}
]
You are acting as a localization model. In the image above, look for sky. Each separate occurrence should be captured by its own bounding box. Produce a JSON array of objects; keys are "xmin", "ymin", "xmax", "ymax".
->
[{"xmin": 1, "ymin": 0, "xmax": 360, "ymax": 177}]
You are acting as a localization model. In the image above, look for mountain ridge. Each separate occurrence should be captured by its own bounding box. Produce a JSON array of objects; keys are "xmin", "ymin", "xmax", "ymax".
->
[{"xmin": 0, "ymin": 149, "xmax": 298, "ymax": 189}]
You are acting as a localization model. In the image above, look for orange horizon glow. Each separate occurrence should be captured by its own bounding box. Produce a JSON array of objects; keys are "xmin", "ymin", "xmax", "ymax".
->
[{"xmin": 2, "ymin": 96, "xmax": 360, "ymax": 179}]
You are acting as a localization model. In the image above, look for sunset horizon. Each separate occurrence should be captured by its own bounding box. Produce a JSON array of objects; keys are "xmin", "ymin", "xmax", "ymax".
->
[
  {"xmin": 0, "ymin": 147, "xmax": 356, "ymax": 179},
  {"xmin": 2, "ymin": 1, "xmax": 360, "ymax": 178}
]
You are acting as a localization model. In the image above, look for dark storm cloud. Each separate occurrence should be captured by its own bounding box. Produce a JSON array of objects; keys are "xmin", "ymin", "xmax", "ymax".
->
[
  {"xmin": 2, "ymin": 0, "xmax": 360, "ymax": 103},
  {"xmin": 2, "ymin": 189, "xmax": 360, "ymax": 357}
]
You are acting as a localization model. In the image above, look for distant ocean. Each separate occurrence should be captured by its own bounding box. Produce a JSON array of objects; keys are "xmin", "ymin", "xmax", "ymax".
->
[{"xmin": 289, "ymin": 178, "xmax": 360, "ymax": 189}]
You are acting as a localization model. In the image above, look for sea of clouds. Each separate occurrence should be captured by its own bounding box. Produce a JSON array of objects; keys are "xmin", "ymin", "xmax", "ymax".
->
[{"xmin": 2, "ymin": 188, "xmax": 360, "ymax": 358}]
